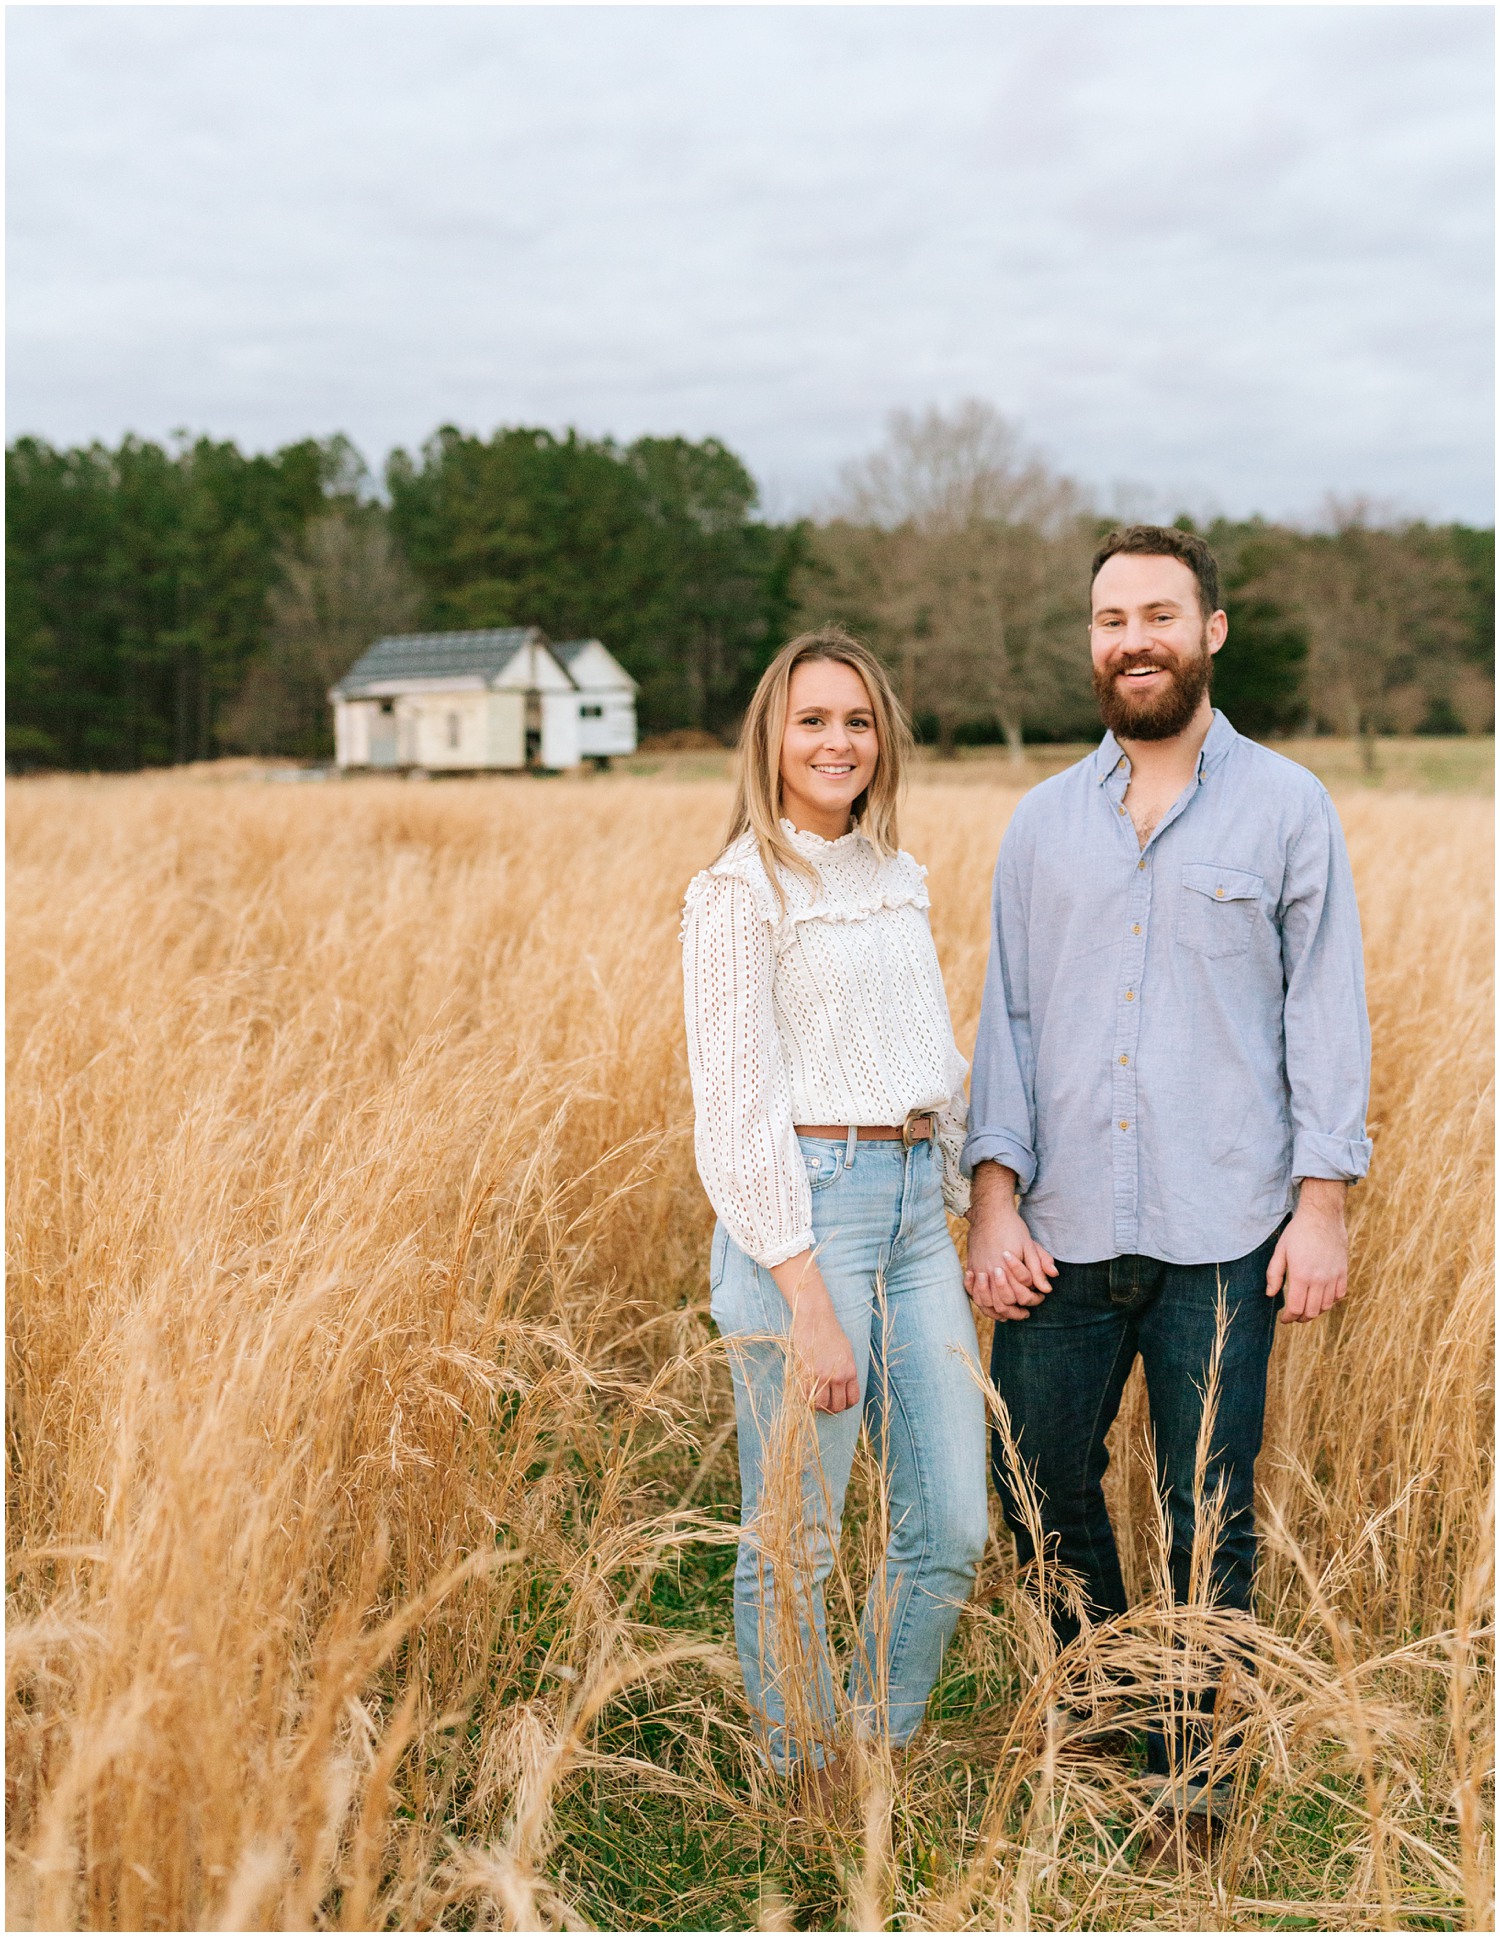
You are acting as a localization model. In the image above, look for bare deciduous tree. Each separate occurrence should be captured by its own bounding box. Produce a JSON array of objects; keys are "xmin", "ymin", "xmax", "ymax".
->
[
  {"xmin": 222, "ymin": 511, "xmax": 420, "ymax": 758},
  {"xmin": 815, "ymin": 402, "xmax": 1092, "ymax": 762},
  {"xmin": 1242, "ymin": 501, "xmax": 1470, "ymax": 772}
]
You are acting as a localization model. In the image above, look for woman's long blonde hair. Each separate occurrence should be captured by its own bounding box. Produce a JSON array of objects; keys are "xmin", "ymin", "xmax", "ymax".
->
[{"xmin": 721, "ymin": 624, "xmax": 913, "ymax": 898}]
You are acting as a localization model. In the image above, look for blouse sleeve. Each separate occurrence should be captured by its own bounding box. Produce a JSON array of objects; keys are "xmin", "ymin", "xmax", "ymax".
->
[
  {"xmin": 934, "ymin": 1070, "xmax": 972, "ymax": 1219},
  {"xmin": 681, "ymin": 869, "xmax": 814, "ymax": 1270},
  {"xmin": 907, "ymin": 859, "xmax": 971, "ymax": 1219}
]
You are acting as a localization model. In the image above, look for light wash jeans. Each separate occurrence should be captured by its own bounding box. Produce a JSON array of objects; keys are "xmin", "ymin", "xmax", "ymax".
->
[{"xmin": 710, "ymin": 1134, "xmax": 989, "ymax": 1774}]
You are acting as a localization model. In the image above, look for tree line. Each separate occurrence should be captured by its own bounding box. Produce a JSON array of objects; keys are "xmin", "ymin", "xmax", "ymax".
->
[{"xmin": 6, "ymin": 407, "xmax": 1492, "ymax": 770}]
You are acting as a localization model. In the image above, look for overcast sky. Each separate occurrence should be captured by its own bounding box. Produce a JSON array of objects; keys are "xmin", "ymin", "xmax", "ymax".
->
[{"xmin": 7, "ymin": 5, "xmax": 1494, "ymax": 523}]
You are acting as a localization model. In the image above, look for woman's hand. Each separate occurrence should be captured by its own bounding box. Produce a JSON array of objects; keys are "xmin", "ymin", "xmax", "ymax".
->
[
  {"xmin": 770, "ymin": 1252, "xmax": 860, "ymax": 1413},
  {"xmin": 789, "ymin": 1303, "xmax": 860, "ymax": 1413}
]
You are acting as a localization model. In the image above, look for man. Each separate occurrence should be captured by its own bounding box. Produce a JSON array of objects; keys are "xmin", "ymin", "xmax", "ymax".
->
[{"xmin": 962, "ymin": 525, "xmax": 1371, "ymax": 1836}]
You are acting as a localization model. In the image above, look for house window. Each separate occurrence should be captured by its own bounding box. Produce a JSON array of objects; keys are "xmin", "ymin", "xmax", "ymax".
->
[
  {"xmin": 447, "ymin": 713, "xmax": 461, "ymax": 749},
  {"xmin": 580, "ymin": 704, "xmax": 604, "ymax": 718}
]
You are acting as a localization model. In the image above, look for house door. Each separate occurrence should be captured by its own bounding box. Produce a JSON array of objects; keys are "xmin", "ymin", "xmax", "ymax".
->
[
  {"xmin": 524, "ymin": 693, "xmax": 542, "ymax": 767},
  {"xmin": 369, "ymin": 702, "xmax": 398, "ymax": 767}
]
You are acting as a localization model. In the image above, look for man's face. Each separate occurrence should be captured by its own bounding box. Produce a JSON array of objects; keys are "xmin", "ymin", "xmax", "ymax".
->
[{"xmin": 1089, "ymin": 553, "xmax": 1227, "ymax": 742}]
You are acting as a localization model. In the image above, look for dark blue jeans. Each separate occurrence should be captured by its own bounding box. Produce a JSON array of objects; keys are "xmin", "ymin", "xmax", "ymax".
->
[{"xmin": 989, "ymin": 1225, "xmax": 1283, "ymax": 1780}]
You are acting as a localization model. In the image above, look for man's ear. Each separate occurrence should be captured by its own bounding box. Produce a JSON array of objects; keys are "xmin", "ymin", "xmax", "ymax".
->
[{"xmin": 1207, "ymin": 608, "xmax": 1229, "ymax": 655}]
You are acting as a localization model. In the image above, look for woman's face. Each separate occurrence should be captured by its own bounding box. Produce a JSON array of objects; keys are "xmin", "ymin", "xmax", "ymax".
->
[{"xmin": 778, "ymin": 658, "xmax": 879, "ymax": 836}]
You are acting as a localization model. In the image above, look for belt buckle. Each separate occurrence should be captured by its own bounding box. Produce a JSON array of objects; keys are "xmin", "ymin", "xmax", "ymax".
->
[{"xmin": 901, "ymin": 1109, "xmax": 924, "ymax": 1149}]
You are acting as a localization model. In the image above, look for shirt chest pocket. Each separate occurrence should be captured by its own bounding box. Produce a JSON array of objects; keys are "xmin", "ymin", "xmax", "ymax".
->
[{"xmin": 1177, "ymin": 863, "xmax": 1264, "ymax": 959}]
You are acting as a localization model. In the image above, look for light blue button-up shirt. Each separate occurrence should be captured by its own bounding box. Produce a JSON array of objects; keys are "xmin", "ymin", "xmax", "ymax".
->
[{"xmin": 963, "ymin": 711, "xmax": 1372, "ymax": 1266}]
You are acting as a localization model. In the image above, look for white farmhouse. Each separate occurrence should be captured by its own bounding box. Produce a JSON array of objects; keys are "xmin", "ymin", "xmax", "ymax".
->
[
  {"xmin": 551, "ymin": 639, "xmax": 640, "ymax": 761},
  {"xmin": 330, "ymin": 627, "xmax": 637, "ymax": 772}
]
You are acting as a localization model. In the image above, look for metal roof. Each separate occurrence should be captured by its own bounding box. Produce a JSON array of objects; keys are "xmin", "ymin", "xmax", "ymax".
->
[
  {"xmin": 332, "ymin": 627, "xmax": 542, "ymax": 696},
  {"xmin": 551, "ymin": 638, "xmax": 640, "ymax": 692}
]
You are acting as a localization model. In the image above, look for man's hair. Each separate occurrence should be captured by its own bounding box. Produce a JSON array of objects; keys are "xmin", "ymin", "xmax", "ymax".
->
[{"xmin": 1091, "ymin": 525, "xmax": 1222, "ymax": 618}]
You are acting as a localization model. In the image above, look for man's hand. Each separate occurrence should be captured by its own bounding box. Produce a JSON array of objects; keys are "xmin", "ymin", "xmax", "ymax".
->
[
  {"xmin": 1266, "ymin": 1178, "xmax": 1349, "ymax": 1323},
  {"xmin": 771, "ymin": 1252, "xmax": 861, "ymax": 1412},
  {"xmin": 964, "ymin": 1162, "xmax": 1058, "ymax": 1322}
]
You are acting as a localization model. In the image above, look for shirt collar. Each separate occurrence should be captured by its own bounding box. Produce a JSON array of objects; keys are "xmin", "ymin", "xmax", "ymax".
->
[
  {"xmin": 779, "ymin": 816, "xmax": 865, "ymax": 854},
  {"xmin": 1197, "ymin": 708, "xmax": 1238, "ymax": 778},
  {"xmin": 1092, "ymin": 708, "xmax": 1238, "ymax": 787},
  {"xmin": 1092, "ymin": 730, "xmax": 1126, "ymax": 784}
]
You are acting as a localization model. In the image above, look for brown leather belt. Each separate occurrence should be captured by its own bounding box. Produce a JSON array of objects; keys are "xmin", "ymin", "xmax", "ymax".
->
[{"xmin": 795, "ymin": 1114, "xmax": 934, "ymax": 1148}]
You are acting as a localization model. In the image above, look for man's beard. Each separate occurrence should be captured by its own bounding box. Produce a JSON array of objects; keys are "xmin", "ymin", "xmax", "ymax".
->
[{"xmin": 1092, "ymin": 635, "xmax": 1214, "ymax": 742}]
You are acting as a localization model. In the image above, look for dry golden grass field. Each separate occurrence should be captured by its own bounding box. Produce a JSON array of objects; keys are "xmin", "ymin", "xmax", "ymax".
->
[{"xmin": 6, "ymin": 761, "xmax": 1494, "ymax": 1932}]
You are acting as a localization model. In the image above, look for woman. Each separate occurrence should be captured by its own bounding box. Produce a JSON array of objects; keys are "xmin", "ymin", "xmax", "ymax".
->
[{"xmin": 681, "ymin": 625, "xmax": 988, "ymax": 1795}]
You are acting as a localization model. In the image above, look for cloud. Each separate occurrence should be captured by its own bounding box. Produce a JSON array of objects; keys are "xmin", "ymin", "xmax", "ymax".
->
[{"xmin": 6, "ymin": 5, "xmax": 1493, "ymax": 521}]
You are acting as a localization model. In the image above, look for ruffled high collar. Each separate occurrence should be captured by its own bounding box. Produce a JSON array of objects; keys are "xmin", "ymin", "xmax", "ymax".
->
[{"xmin": 779, "ymin": 817, "xmax": 866, "ymax": 854}]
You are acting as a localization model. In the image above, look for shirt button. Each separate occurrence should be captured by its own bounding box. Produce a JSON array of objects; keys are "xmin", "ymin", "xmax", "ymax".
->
[
  {"xmin": 1119, "ymin": 1054, "xmax": 1128, "ymax": 1066},
  {"xmin": 1215, "ymin": 886, "xmax": 1225, "ymax": 898},
  {"xmin": 1118, "ymin": 805, "xmax": 1126, "ymax": 816},
  {"xmin": 1119, "ymin": 1120, "xmax": 1129, "ymax": 1131},
  {"xmin": 1137, "ymin": 859, "xmax": 1146, "ymax": 871},
  {"xmin": 1132, "ymin": 924, "xmax": 1141, "ymax": 935},
  {"xmin": 1124, "ymin": 990, "xmax": 1135, "ymax": 1001}
]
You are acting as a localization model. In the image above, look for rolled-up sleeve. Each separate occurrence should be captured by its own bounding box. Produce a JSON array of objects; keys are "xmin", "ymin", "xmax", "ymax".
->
[
  {"xmin": 962, "ymin": 833, "xmax": 1039, "ymax": 1188},
  {"xmin": 682, "ymin": 872, "xmax": 813, "ymax": 1268},
  {"xmin": 1280, "ymin": 791, "xmax": 1373, "ymax": 1183}
]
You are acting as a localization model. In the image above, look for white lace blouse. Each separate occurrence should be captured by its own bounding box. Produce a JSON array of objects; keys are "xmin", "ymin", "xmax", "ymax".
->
[{"xmin": 681, "ymin": 820, "xmax": 971, "ymax": 1268}]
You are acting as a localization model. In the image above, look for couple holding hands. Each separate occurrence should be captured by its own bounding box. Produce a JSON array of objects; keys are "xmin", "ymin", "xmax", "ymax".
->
[{"xmin": 681, "ymin": 525, "xmax": 1371, "ymax": 1835}]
